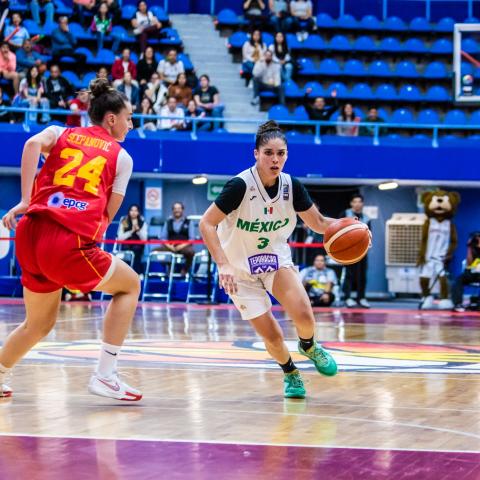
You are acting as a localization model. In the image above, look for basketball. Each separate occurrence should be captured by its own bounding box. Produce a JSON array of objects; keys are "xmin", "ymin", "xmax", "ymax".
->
[{"xmin": 324, "ymin": 217, "xmax": 371, "ymax": 265}]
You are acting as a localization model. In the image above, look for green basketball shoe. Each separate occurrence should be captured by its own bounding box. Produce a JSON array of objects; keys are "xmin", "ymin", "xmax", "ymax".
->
[
  {"xmin": 283, "ymin": 370, "xmax": 306, "ymax": 398},
  {"xmin": 298, "ymin": 342, "xmax": 338, "ymax": 377}
]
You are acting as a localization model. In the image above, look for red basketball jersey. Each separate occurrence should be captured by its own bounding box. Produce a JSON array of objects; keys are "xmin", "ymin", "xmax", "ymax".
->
[{"xmin": 28, "ymin": 126, "xmax": 122, "ymax": 241}]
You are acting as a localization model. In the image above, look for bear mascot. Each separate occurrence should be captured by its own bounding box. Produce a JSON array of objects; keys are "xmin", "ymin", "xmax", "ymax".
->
[{"xmin": 418, "ymin": 190, "xmax": 460, "ymax": 310}]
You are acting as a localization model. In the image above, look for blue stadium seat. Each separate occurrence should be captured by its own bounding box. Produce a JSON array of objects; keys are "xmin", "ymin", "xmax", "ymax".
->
[
  {"xmin": 344, "ymin": 59, "xmax": 366, "ymax": 76},
  {"xmin": 87, "ymin": 48, "xmax": 115, "ymax": 65},
  {"xmin": 409, "ymin": 17, "xmax": 430, "ymax": 31},
  {"xmin": 424, "ymin": 61, "xmax": 448, "ymax": 79},
  {"xmin": 417, "ymin": 109, "xmax": 440, "ymax": 125},
  {"xmin": 337, "ymin": 14, "xmax": 358, "ymax": 29},
  {"xmin": 80, "ymin": 71, "xmax": 97, "ymax": 89},
  {"xmin": 444, "ymin": 110, "xmax": 467, "ymax": 125},
  {"xmin": 297, "ymin": 57, "xmax": 317, "ymax": 75},
  {"xmin": 462, "ymin": 38, "xmax": 479, "ymax": 54},
  {"xmin": 74, "ymin": 47, "xmax": 93, "ymax": 62},
  {"xmin": 353, "ymin": 35, "xmax": 376, "ymax": 52},
  {"xmin": 377, "ymin": 107, "xmax": 389, "ymax": 121},
  {"xmin": 327, "ymin": 82, "xmax": 347, "ymax": 97},
  {"xmin": 9, "ymin": 0, "xmax": 27, "ymax": 12},
  {"xmin": 350, "ymin": 83, "xmax": 374, "ymax": 100},
  {"xmin": 284, "ymin": 80, "xmax": 303, "ymax": 98},
  {"xmin": 316, "ymin": 12, "xmax": 335, "ymax": 28},
  {"xmin": 303, "ymin": 34, "xmax": 326, "ymax": 50},
  {"xmin": 430, "ymin": 38, "xmax": 452, "ymax": 54},
  {"xmin": 42, "ymin": 22, "xmax": 56, "ymax": 36},
  {"xmin": 375, "ymin": 83, "xmax": 398, "ymax": 100},
  {"xmin": 395, "ymin": 61, "xmax": 419, "ymax": 78},
  {"xmin": 436, "ymin": 17, "xmax": 454, "ymax": 32},
  {"xmin": 304, "ymin": 81, "xmax": 324, "ymax": 97},
  {"xmin": 391, "ymin": 108, "xmax": 414, "ymax": 124},
  {"xmin": 228, "ymin": 31, "xmax": 248, "ymax": 49},
  {"xmin": 285, "ymin": 33, "xmax": 303, "ymax": 50},
  {"xmin": 412, "ymin": 134, "xmax": 431, "ymax": 141},
  {"xmin": 318, "ymin": 58, "xmax": 340, "ymax": 75},
  {"xmin": 368, "ymin": 60, "xmax": 392, "ymax": 77},
  {"xmin": 62, "ymin": 71, "xmax": 81, "ymax": 89},
  {"xmin": 425, "ymin": 85, "xmax": 449, "ymax": 102},
  {"xmin": 461, "ymin": 61, "xmax": 474, "ymax": 75},
  {"xmin": 292, "ymin": 105, "xmax": 309, "ymax": 121},
  {"xmin": 158, "ymin": 28, "xmax": 182, "ymax": 47},
  {"xmin": 268, "ymin": 105, "xmax": 291, "ymax": 121},
  {"xmin": 129, "ymin": 51, "xmax": 139, "ymax": 63},
  {"xmin": 23, "ymin": 19, "xmax": 41, "ymax": 36},
  {"xmin": 399, "ymin": 84, "xmax": 422, "ymax": 101},
  {"xmin": 178, "ymin": 53, "xmax": 194, "ymax": 71},
  {"xmin": 155, "ymin": 52, "xmax": 164, "ymax": 63},
  {"xmin": 53, "ymin": 0, "xmax": 73, "ymax": 15},
  {"xmin": 69, "ymin": 22, "xmax": 92, "ymax": 40},
  {"xmin": 150, "ymin": 6, "xmax": 169, "ymax": 22},
  {"xmin": 403, "ymin": 38, "xmax": 428, "ymax": 53},
  {"xmin": 121, "ymin": 4, "xmax": 136, "ymax": 21},
  {"xmin": 384, "ymin": 16, "xmax": 407, "ymax": 31},
  {"xmin": 329, "ymin": 34, "xmax": 351, "ymax": 51},
  {"xmin": 359, "ymin": 15, "xmax": 382, "ymax": 30},
  {"xmin": 263, "ymin": 32, "xmax": 274, "ymax": 46},
  {"xmin": 216, "ymin": 9, "xmax": 240, "ymax": 26},
  {"xmin": 111, "ymin": 25, "xmax": 135, "ymax": 44},
  {"xmin": 470, "ymin": 110, "xmax": 480, "ymax": 125},
  {"xmin": 379, "ymin": 37, "xmax": 402, "ymax": 52},
  {"xmin": 464, "ymin": 17, "xmax": 480, "ymax": 24}
]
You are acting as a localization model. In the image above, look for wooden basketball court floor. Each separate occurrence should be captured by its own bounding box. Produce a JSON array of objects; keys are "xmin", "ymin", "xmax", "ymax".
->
[{"xmin": 0, "ymin": 299, "xmax": 480, "ymax": 479}]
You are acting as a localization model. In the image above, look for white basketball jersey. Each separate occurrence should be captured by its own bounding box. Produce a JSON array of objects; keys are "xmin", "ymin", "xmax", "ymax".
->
[
  {"xmin": 425, "ymin": 218, "xmax": 451, "ymax": 260},
  {"xmin": 217, "ymin": 166, "xmax": 298, "ymax": 276}
]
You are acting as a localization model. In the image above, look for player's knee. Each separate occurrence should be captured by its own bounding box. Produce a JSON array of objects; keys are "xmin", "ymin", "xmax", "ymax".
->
[
  {"xmin": 264, "ymin": 331, "xmax": 284, "ymax": 348},
  {"xmin": 23, "ymin": 317, "xmax": 56, "ymax": 337}
]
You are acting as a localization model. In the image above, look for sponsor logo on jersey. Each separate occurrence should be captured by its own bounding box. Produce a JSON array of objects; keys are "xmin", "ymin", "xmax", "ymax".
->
[
  {"xmin": 47, "ymin": 192, "xmax": 89, "ymax": 211},
  {"xmin": 283, "ymin": 184, "xmax": 289, "ymax": 200},
  {"xmin": 236, "ymin": 217, "xmax": 289, "ymax": 233},
  {"xmin": 248, "ymin": 253, "xmax": 279, "ymax": 274},
  {"xmin": 264, "ymin": 206, "xmax": 273, "ymax": 215}
]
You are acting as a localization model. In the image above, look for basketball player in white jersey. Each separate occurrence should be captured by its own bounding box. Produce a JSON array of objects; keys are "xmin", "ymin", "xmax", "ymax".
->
[{"xmin": 199, "ymin": 121, "xmax": 338, "ymax": 398}]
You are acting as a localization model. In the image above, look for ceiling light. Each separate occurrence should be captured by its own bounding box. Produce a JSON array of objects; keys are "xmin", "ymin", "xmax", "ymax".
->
[
  {"xmin": 378, "ymin": 181, "xmax": 399, "ymax": 191},
  {"xmin": 192, "ymin": 175, "xmax": 208, "ymax": 185}
]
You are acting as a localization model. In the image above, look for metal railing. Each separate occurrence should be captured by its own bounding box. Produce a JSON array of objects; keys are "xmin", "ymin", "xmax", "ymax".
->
[{"xmin": 2, "ymin": 106, "xmax": 480, "ymax": 149}]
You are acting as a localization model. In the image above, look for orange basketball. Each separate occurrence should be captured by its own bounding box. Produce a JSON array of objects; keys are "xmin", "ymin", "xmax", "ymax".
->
[{"xmin": 324, "ymin": 217, "xmax": 371, "ymax": 265}]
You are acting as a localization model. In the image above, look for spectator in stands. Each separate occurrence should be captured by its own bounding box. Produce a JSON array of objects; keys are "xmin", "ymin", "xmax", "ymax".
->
[
  {"xmin": 66, "ymin": 88, "xmax": 89, "ymax": 127},
  {"xmin": 96, "ymin": 65, "xmax": 110, "ymax": 82},
  {"xmin": 43, "ymin": 64, "xmax": 74, "ymax": 110},
  {"xmin": 157, "ymin": 49, "xmax": 184, "ymax": 87},
  {"xmin": 184, "ymin": 98, "xmax": 209, "ymax": 131},
  {"xmin": 116, "ymin": 71, "xmax": 140, "ymax": 111},
  {"xmin": 131, "ymin": 0, "xmax": 163, "ymax": 54},
  {"xmin": 51, "ymin": 16, "xmax": 82, "ymax": 63},
  {"xmin": 0, "ymin": 86, "xmax": 13, "ymax": 123},
  {"xmin": 303, "ymin": 88, "xmax": 338, "ymax": 132},
  {"xmin": 168, "ymin": 72, "xmax": 192, "ymax": 108},
  {"xmin": 158, "ymin": 201, "xmax": 195, "ymax": 273},
  {"xmin": 243, "ymin": 0, "xmax": 267, "ymax": 30},
  {"xmin": 73, "ymin": 0, "xmax": 96, "ymax": 28},
  {"xmin": 90, "ymin": 2, "xmax": 118, "ymax": 54},
  {"xmin": 16, "ymin": 38, "xmax": 43, "ymax": 74},
  {"xmin": 336, "ymin": 104, "xmax": 361, "ymax": 137},
  {"xmin": 242, "ymin": 29, "xmax": 266, "ymax": 86},
  {"xmin": 251, "ymin": 49, "xmax": 284, "ymax": 105},
  {"xmin": 269, "ymin": 31, "xmax": 292, "ymax": 82},
  {"xmin": 112, "ymin": 48, "xmax": 137, "ymax": 87},
  {"xmin": 0, "ymin": 42, "xmax": 19, "ymax": 92},
  {"xmin": 269, "ymin": 0, "xmax": 290, "ymax": 32},
  {"xmin": 138, "ymin": 95, "xmax": 156, "ymax": 130},
  {"xmin": 147, "ymin": 72, "xmax": 168, "ymax": 112},
  {"xmin": 103, "ymin": 0, "xmax": 120, "ymax": 24},
  {"xmin": 300, "ymin": 254, "xmax": 338, "ymax": 307},
  {"xmin": 193, "ymin": 74, "xmax": 222, "ymax": 127},
  {"xmin": 158, "ymin": 96, "xmax": 185, "ymax": 130},
  {"xmin": 14, "ymin": 65, "xmax": 49, "ymax": 123},
  {"xmin": 117, "ymin": 204, "xmax": 148, "ymax": 275},
  {"xmin": 289, "ymin": 0, "xmax": 315, "ymax": 41},
  {"xmin": 343, "ymin": 194, "xmax": 371, "ymax": 308},
  {"xmin": 4, "ymin": 13, "xmax": 29, "ymax": 50},
  {"xmin": 136, "ymin": 46, "xmax": 158, "ymax": 91},
  {"xmin": 452, "ymin": 232, "xmax": 480, "ymax": 312},
  {"xmin": 0, "ymin": 0, "xmax": 9, "ymax": 35},
  {"xmin": 29, "ymin": 0, "xmax": 54, "ymax": 27},
  {"xmin": 359, "ymin": 107, "xmax": 387, "ymax": 137}
]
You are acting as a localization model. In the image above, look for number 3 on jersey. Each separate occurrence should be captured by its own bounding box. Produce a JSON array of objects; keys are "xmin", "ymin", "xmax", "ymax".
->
[
  {"xmin": 257, "ymin": 237, "xmax": 270, "ymax": 249},
  {"xmin": 53, "ymin": 147, "xmax": 107, "ymax": 196}
]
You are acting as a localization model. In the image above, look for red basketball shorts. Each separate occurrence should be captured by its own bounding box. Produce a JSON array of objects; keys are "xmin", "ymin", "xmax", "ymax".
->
[{"xmin": 15, "ymin": 214, "xmax": 113, "ymax": 294}]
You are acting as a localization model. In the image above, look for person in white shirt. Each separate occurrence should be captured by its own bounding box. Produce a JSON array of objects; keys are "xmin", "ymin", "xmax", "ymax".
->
[
  {"xmin": 300, "ymin": 254, "xmax": 338, "ymax": 306},
  {"xmin": 289, "ymin": 0, "xmax": 315, "ymax": 41},
  {"xmin": 131, "ymin": 0, "xmax": 162, "ymax": 53},
  {"xmin": 157, "ymin": 49, "xmax": 184, "ymax": 86},
  {"xmin": 241, "ymin": 29, "xmax": 266, "ymax": 85},
  {"xmin": 158, "ymin": 96, "xmax": 185, "ymax": 130},
  {"xmin": 251, "ymin": 50, "xmax": 284, "ymax": 105},
  {"xmin": 144, "ymin": 72, "xmax": 168, "ymax": 113}
]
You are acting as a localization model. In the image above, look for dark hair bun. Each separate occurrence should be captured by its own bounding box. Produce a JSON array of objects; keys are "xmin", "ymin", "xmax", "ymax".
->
[
  {"xmin": 89, "ymin": 78, "xmax": 113, "ymax": 99},
  {"xmin": 257, "ymin": 120, "xmax": 282, "ymax": 136}
]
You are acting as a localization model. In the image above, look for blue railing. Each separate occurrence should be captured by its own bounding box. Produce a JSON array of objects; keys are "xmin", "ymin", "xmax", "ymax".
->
[{"xmin": 4, "ymin": 106, "xmax": 480, "ymax": 149}]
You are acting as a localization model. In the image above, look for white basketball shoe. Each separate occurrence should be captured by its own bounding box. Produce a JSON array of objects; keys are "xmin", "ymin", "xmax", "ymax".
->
[
  {"xmin": 88, "ymin": 373, "xmax": 142, "ymax": 401},
  {"xmin": 0, "ymin": 384, "xmax": 12, "ymax": 398}
]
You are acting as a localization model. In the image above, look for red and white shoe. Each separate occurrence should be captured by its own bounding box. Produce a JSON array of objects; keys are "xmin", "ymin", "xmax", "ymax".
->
[
  {"xmin": 0, "ymin": 384, "xmax": 12, "ymax": 398},
  {"xmin": 88, "ymin": 373, "xmax": 142, "ymax": 401}
]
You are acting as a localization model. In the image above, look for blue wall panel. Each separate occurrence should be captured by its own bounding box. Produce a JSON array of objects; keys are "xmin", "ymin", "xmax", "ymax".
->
[{"xmin": 344, "ymin": 0, "xmax": 383, "ymax": 19}]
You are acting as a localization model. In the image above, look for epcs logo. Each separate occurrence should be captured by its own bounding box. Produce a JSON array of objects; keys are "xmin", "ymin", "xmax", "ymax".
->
[{"xmin": 48, "ymin": 192, "xmax": 89, "ymax": 211}]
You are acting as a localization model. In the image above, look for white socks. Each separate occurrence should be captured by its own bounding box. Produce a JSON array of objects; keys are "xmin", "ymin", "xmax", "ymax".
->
[
  {"xmin": 97, "ymin": 342, "xmax": 121, "ymax": 378},
  {"xmin": 0, "ymin": 363, "xmax": 11, "ymax": 384}
]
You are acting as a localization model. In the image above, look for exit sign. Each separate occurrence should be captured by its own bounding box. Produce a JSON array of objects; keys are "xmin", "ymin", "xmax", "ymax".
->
[{"xmin": 207, "ymin": 181, "xmax": 226, "ymax": 201}]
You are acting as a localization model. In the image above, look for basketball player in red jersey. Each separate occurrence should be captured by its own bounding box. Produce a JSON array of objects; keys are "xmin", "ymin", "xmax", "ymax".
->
[{"xmin": 1, "ymin": 79, "xmax": 142, "ymax": 401}]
